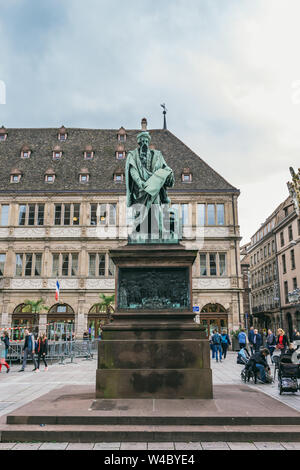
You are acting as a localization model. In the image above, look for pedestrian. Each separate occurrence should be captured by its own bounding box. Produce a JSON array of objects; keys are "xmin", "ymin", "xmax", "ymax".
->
[
  {"xmin": 1, "ymin": 329, "xmax": 10, "ymax": 361},
  {"xmin": 220, "ymin": 329, "xmax": 231, "ymax": 359},
  {"xmin": 247, "ymin": 348, "xmax": 271, "ymax": 384},
  {"xmin": 248, "ymin": 326, "xmax": 255, "ymax": 354},
  {"xmin": 238, "ymin": 329, "xmax": 247, "ymax": 350},
  {"xmin": 209, "ymin": 333, "xmax": 215, "ymax": 359},
  {"xmin": 276, "ymin": 328, "xmax": 289, "ymax": 355},
  {"xmin": 252, "ymin": 329, "xmax": 262, "ymax": 352},
  {"xmin": 266, "ymin": 329, "xmax": 276, "ymax": 361},
  {"xmin": 36, "ymin": 333, "xmax": 48, "ymax": 372},
  {"xmin": 212, "ymin": 329, "xmax": 223, "ymax": 363},
  {"xmin": 19, "ymin": 329, "xmax": 37, "ymax": 372},
  {"xmin": 0, "ymin": 332, "xmax": 10, "ymax": 373}
]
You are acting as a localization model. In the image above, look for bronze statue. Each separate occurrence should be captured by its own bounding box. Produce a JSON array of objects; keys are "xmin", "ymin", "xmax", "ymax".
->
[{"xmin": 125, "ymin": 131, "xmax": 175, "ymax": 238}]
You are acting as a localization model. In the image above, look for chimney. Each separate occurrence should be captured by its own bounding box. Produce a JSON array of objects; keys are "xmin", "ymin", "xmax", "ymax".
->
[{"xmin": 141, "ymin": 118, "xmax": 147, "ymax": 131}]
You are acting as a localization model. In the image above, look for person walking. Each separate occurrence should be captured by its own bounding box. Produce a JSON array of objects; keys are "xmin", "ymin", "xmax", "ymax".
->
[
  {"xmin": 266, "ymin": 329, "xmax": 276, "ymax": 361},
  {"xmin": 276, "ymin": 328, "xmax": 289, "ymax": 355},
  {"xmin": 248, "ymin": 326, "xmax": 255, "ymax": 354},
  {"xmin": 19, "ymin": 329, "xmax": 37, "ymax": 372},
  {"xmin": 212, "ymin": 330, "xmax": 223, "ymax": 363},
  {"xmin": 1, "ymin": 329, "xmax": 10, "ymax": 361},
  {"xmin": 0, "ymin": 333, "xmax": 10, "ymax": 373},
  {"xmin": 252, "ymin": 329, "xmax": 262, "ymax": 352},
  {"xmin": 221, "ymin": 329, "xmax": 231, "ymax": 359},
  {"xmin": 36, "ymin": 333, "xmax": 48, "ymax": 372},
  {"xmin": 238, "ymin": 329, "xmax": 247, "ymax": 350}
]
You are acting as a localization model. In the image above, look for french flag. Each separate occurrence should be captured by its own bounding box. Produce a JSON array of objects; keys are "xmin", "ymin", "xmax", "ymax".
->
[{"xmin": 55, "ymin": 280, "xmax": 60, "ymax": 301}]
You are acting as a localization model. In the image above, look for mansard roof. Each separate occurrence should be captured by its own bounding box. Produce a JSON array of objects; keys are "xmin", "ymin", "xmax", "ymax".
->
[{"xmin": 0, "ymin": 127, "xmax": 239, "ymax": 194}]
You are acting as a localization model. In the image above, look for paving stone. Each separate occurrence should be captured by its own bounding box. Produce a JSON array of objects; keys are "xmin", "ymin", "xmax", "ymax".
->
[
  {"xmin": 94, "ymin": 443, "xmax": 121, "ymax": 450},
  {"xmin": 120, "ymin": 442, "xmax": 147, "ymax": 450},
  {"xmin": 39, "ymin": 442, "xmax": 68, "ymax": 450},
  {"xmin": 201, "ymin": 442, "xmax": 230, "ymax": 450},
  {"xmin": 66, "ymin": 443, "xmax": 95, "ymax": 450},
  {"xmin": 228, "ymin": 442, "xmax": 257, "ymax": 450},
  {"xmin": 254, "ymin": 442, "xmax": 285, "ymax": 450},
  {"xmin": 13, "ymin": 443, "xmax": 42, "ymax": 450},
  {"xmin": 175, "ymin": 442, "xmax": 202, "ymax": 450},
  {"xmin": 281, "ymin": 442, "xmax": 300, "ymax": 450},
  {"xmin": 148, "ymin": 442, "xmax": 175, "ymax": 450},
  {"xmin": 0, "ymin": 443, "xmax": 17, "ymax": 450}
]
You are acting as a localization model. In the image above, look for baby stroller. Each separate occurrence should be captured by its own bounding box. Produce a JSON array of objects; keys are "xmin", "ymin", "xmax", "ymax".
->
[
  {"xmin": 278, "ymin": 354, "xmax": 300, "ymax": 395},
  {"xmin": 237, "ymin": 347, "xmax": 250, "ymax": 365}
]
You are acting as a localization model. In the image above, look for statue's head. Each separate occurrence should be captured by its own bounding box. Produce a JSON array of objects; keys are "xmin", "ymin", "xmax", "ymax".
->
[{"xmin": 137, "ymin": 131, "xmax": 151, "ymax": 150}]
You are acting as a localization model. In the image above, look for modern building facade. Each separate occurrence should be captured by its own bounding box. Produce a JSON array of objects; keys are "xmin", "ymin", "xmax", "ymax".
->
[{"xmin": 0, "ymin": 120, "xmax": 243, "ymax": 340}]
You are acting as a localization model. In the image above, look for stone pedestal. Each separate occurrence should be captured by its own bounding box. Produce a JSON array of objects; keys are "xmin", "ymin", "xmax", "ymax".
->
[{"xmin": 96, "ymin": 244, "xmax": 213, "ymax": 399}]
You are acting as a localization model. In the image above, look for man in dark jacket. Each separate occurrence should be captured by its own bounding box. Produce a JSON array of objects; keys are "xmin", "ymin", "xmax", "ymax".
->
[
  {"xmin": 248, "ymin": 327, "xmax": 255, "ymax": 354},
  {"xmin": 19, "ymin": 329, "xmax": 37, "ymax": 372},
  {"xmin": 252, "ymin": 329, "xmax": 262, "ymax": 352},
  {"xmin": 247, "ymin": 349, "xmax": 270, "ymax": 383}
]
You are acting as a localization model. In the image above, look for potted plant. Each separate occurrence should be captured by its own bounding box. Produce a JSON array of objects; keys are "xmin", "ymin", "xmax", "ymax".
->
[{"xmin": 230, "ymin": 328, "xmax": 243, "ymax": 351}]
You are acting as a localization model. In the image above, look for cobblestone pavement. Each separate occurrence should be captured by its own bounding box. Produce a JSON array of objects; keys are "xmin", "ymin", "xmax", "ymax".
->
[{"xmin": 0, "ymin": 352, "xmax": 299, "ymax": 450}]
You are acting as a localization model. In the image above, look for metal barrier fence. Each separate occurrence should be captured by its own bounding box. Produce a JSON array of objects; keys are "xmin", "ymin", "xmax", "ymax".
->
[{"xmin": 5, "ymin": 340, "xmax": 99, "ymax": 367}]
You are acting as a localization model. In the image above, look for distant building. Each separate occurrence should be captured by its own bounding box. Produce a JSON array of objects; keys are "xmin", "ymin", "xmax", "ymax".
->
[
  {"xmin": 274, "ymin": 198, "xmax": 300, "ymax": 338},
  {"xmin": 248, "ymin": 194, "xmax": 300, "ymax": 337},
  {"xmin": 0, "ymin": 119, "xmax": 243, "ymax": 340},
  {"xmin": 240, "ymin": 242, "xmax": 252, "ymax": 329},
  {"xmin": 247, "ymin": 201, "xmax": 285, "ymax": 332}
]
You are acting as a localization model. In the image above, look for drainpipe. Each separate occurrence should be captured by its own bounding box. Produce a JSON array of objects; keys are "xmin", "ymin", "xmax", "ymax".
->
[{"xmin": 232, "ymin": 195, "xmax": 241, "ymax": 326}]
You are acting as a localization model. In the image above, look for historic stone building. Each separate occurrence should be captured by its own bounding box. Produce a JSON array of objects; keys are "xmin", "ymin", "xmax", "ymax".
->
[
  {"xmin": 274, "ymin": 197, "xmax": 300, "ymax": 337},
  {"xmin": 248, "ymin": 193, "xmax": 300, "ymax": 336},
  {"xmin": 0, "ymin": 119, "xmax": 243, "ymax": 340},
  {"xmin": 247, "ymin": 201, "xmax": 284, "ymax": 332}
]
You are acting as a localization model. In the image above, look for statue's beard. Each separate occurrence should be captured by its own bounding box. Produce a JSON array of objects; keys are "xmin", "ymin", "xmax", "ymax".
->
[{"xmin": 141, "ymin": 143, "xmax": 148, "ymax": 154}]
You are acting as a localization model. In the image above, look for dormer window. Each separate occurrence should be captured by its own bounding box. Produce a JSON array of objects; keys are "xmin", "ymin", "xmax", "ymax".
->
[
  {"xmin": 21, "ymin": 145, "xmax": 31, "ymax": 159},
  {"xmin": 181, "ymin": 169, "xmax": 192, "ymax": 183},
  {"xmin": 58, "ymin": 126, "xmax": 67, "ymax": 141},
  {"xmin": 10, "ymin": 169, "xmax": 22, "ymax": 183},
  {"xmin": 116, "ymin": 144, "xmax": 126, "ymax": 160},
  {"xmin": 79, "ymin": 169, "xmax": 89, "ymax": 183},
  {"xmin": 45, "ymin": 168, "xmax": 56, "ymax": 183},
  {"xmin": 117, "ymin": 127, "xmax": 127, "ymax": 142},
  {"xmin": 53, "ymin": 146, "xmax": 62, "ymax": 160},
  {"xmin": 114, "ymin": 172, "xmax": 124, "ymax": 182},
  {"xmin": 84, "ymin": 145, "xmax": 94, "ymax": 160},
  {"xmin": 0, "ymin": 126, "xmax": 7, "ymax": 141}
]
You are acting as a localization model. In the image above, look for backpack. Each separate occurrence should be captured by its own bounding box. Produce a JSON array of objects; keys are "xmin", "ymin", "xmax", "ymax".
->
[
  {"xmin": 238, "ymin": 332, "xmax": 246, "ymax": 343},
  {"xmin": 212, "ymin": 334, "xmax": 221, "ymax": 345},
  {"xmin": 221, "ymin": 334, "xmax": 228, "ymax": 344}
]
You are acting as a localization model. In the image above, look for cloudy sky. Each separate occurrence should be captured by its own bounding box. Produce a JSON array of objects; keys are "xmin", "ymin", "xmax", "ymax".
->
[{"xmin": 1, "ymin": 0, "xmax": 299, "ymax": 243}]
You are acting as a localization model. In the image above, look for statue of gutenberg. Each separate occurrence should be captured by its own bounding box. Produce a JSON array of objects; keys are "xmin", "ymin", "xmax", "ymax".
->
[{"xmin": 125, "ymin": 131, "xmax": 175, "ymax": 236}]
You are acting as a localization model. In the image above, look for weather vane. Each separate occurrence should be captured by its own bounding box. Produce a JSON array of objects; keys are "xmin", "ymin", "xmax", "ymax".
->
[{"xmin": 160, "ymin": 103, "xmax": 167, "ymax": 130}]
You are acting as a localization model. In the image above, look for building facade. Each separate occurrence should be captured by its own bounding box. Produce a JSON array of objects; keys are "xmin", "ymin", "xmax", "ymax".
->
[
  {"xmin": 274, "ymin": 198, "xmax": 300, "ymax": 337},
  {"xmin": 247, "ymin": 202, "xmax": 284, "ymax": 332},
  {"xmin": 0, "ymin": 120, "xmax": 243, "ymax": 340}
]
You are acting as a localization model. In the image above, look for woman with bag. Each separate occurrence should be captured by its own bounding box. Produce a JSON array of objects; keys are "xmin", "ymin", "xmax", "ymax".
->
[
  {"xmin": 276, "ymin": 328, "xmax": 289, "ymax": 355},
  {"xmin": 36, "ymin": 333, "xmax": 48, "ymax": 372}
]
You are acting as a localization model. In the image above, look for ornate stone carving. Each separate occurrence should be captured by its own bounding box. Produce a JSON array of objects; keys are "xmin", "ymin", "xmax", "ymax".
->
[
  {"xmin": 11, "ymin": 279, "xmax": 43, "ymax": 289},
  {"xmin": 192, "ymin": 278, "xmax": 231, "ymax": 290},
  {"xmin": 14, "ymin": 228, "xmax": 46, "ymax": 238},
  {"xmin": 50, "ymin": 227, "xmax": 81, "ymax": 238},
  {"xmin": 86, "ymin": 278, "xmax": 115, "ymax": 290}
]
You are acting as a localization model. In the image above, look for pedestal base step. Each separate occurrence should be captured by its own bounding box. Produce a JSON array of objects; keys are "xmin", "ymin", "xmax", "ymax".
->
[{"xmin": 2, "ymin": 424, "xmax": 300, "ymax": 443}]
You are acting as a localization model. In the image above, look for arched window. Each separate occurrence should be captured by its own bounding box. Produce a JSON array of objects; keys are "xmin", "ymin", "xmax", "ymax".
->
[
  {"xmin": 47, "ymin": 303, "xmax": 75, "ymax": 341},
  {"xmin": 201, "ymin": 303, "xmax": 227, "ymax": 313}
]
